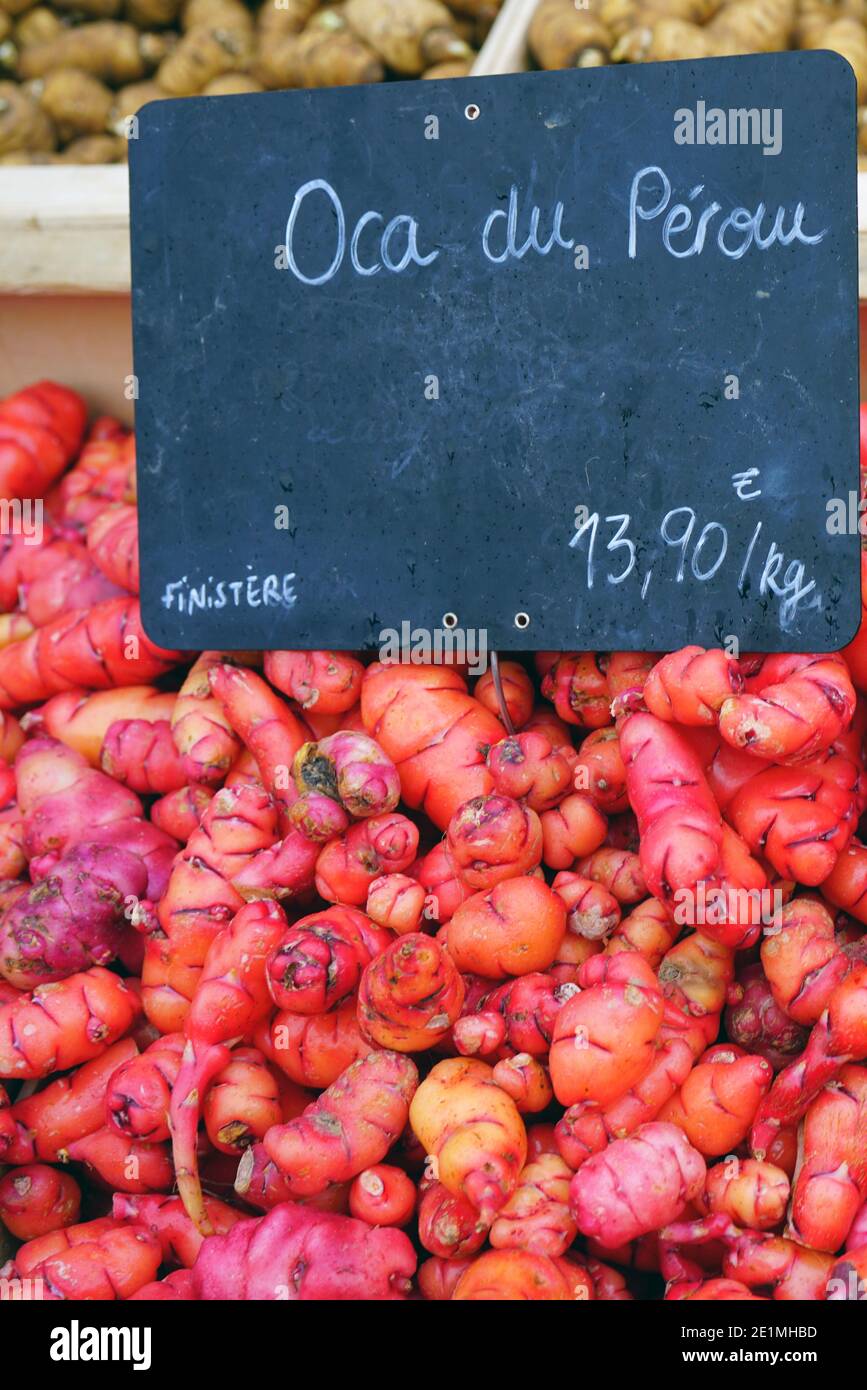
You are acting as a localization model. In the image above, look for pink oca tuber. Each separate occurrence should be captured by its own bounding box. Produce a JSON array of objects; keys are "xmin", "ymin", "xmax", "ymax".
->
[
  {"xmin": 191, "ymin": 1199, "xmax": 416, "ymax": 1299},
  {"xmin": 263, "ymin": 1050, "xmax": 418, "ymax": 1196},
  {"xmin": 292, "ymin": 729, "xmax": 400, "ymax": 819},
  {"xmin": 265, "ymin": 904, "xmax": 391, "ymax": 1015},
  {"xmin": 569, "ymin": 1121, "xmax": 706, "ymax": 1248},
  {"xmin": 0, "ymin": 842, "xmax": 148, "ymax": 988}
]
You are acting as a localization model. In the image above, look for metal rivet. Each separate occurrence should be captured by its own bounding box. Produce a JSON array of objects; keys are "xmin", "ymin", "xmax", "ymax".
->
[
  {"xmin": 514, "ymin": 612, "xmax": 530, "ymax": 630},
  {"xmin": 464, "ymin": 104, "xmax": 480, "ymax": 121},
  {"xmin": 443, "ymin": 612, "xmax": 458, "ymax": 629}
]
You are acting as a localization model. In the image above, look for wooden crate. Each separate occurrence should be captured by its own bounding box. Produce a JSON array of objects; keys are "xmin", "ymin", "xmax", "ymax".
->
[{"xmin": 0, "ymin": 166, "xmax": 134, "ymax": 419}]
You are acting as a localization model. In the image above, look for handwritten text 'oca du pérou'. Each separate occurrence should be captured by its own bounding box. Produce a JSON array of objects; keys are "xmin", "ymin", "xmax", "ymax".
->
[{"xmin": 278, "ymin": 165, "xmax": 822, "ymax": 285}]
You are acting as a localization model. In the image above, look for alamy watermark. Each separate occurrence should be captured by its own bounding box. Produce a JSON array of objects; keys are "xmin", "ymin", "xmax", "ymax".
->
[
  {"xmin": 0, "ymin": 1274, "xmax": 44, "ymax": 1300},
  {"xmin": 826, "ymin": 1268, "xmax": 867, "ymax": 1300},
  {"xmin": 826, "ymin": 492, "xmax": 867, "ymax": 535},
  {"xmin": 672, "ymin": 883, "xmax": 784, "ymax": 932},
  {"xmin": 50, "ymin": 1321, "xmax": 151, "ymax": 1371},
  {"xmin": 674, "ymin": 102, "xmax": 782, "ymax": 157},
  {"xmin": 0, "ymin": 497, "xmax": 43, "ymax": 546},
  {"xmin": 379, "ymin": 620, "xmax": 488, "ymax": 677}
]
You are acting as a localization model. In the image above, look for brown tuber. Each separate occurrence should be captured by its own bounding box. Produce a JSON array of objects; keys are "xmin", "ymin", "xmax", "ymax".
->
[
  {"xmin": 343, "ymin": 0, "xmax": 472, "ymax": 74},
  {"xmin": 528, "ymin": 0, "xmax": 612, "ymax": 69},
  {"xmin": 0, "ymin": 79, "xmax": 55, "ymax": 153},
  {"xmin": 126, "ymin": 0, "xmax": 183, "ymax": 26},
  {"xmin": 255, "ymin": 16, "xmax": 384, "ymax": 89},
  {"xmin": 14, "ymin": 8, "xmax": 64, "ymax": 47},
  {"xmin": 38, "ymin": 67, "xmax": 113, "ymax": 141},
  {"xmin": 18, "ymin": 22, "xmax": 157, "ymax": 82},
  {"xmin": 157, "ymin": 23, "xmax": 254, "ymax": 96}
]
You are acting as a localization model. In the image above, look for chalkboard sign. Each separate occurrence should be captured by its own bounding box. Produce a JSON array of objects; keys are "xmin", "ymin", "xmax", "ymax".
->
[{"xmin": 130, "ymin": 51, "xmax": 859, "ymax": 653}]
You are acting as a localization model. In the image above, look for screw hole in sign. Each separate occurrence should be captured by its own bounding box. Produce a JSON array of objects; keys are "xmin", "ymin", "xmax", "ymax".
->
[
  {"xmin": 442, "ymin": 611, "xmax": 459, "ymax": 629},
  {"xmin": 514, "ymin": 612, "xmax": 530, "ymax": 630},
  {"xmin": 464, "ymin": 104, "xmax": 480, "ymax": 121}
]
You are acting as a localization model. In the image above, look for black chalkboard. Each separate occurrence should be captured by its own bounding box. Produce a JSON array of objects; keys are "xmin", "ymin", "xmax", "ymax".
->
[{"xmin": 130, "ymin": 51, "xmax": 859, "ymax": 653}]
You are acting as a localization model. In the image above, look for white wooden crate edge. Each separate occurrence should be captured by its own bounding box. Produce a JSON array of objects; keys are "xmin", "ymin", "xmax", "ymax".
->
[{"xmin": 0, "ymin": 165, "xmax": 131, "ymax": 295}]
